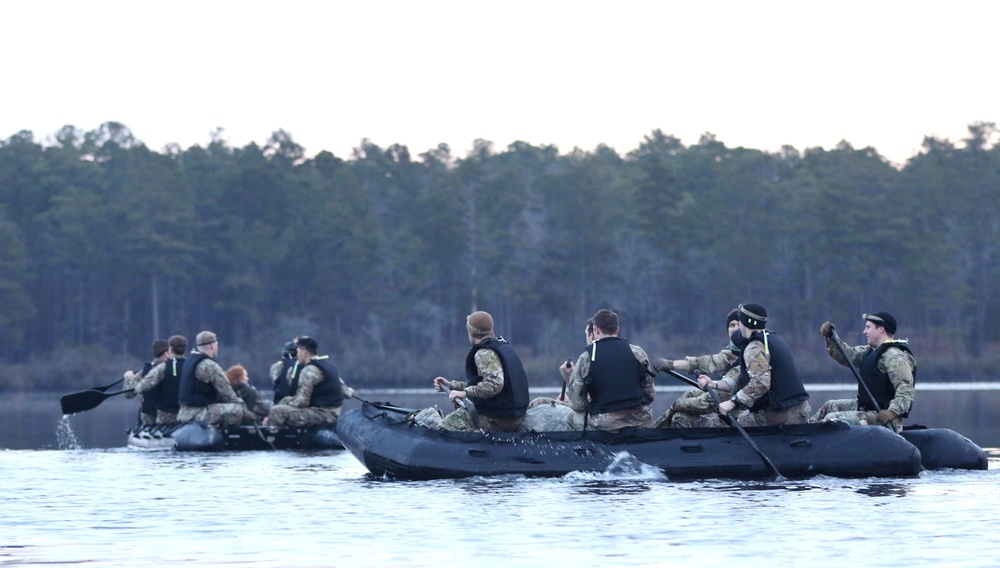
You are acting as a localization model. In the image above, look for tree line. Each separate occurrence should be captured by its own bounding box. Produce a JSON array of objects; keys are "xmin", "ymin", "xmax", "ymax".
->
[{"xmin": 2, "ymin": 121, "xmax": 998, "ymax": 392}]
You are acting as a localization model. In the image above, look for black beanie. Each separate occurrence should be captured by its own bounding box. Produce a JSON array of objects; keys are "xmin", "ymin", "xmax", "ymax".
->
[
  {"xmin": 864, "ymin": 312, "xmax": 897, "ymax": 335},
  {"xmin": 726, "ymin": 308, "xmax": 740, "ymax": 327},
  {"xmin": 738, "ymin": 303, "xmax": 768, "ymax": 330}
]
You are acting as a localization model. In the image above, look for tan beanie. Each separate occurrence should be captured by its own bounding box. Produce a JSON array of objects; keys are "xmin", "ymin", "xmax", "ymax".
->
[{"xmin": 466, "ymin": 311, "xmax": 494, "ymax": 335}]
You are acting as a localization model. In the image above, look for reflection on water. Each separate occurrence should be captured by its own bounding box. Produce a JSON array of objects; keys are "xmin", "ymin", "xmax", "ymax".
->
[
  {"xmin": 856, "ymin": 483, "xmax": 910, "ymax": 498},
  {"xmin": 571, "ymin": 481, "xmax": 654, "ymax": 496}
]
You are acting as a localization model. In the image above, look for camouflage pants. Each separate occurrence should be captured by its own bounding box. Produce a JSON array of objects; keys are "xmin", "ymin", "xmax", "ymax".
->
[
  {"xmin": 140, "ymin": 412, "xmax": 157, "ymax": 426},
  {"xmin": 738, "ymin": 400, "xmax": 811, "ymax": 427},
  {"xmin": 654, "ymin": 389, "xmax": 720, "ymax": 427},
  {"xmin": 446, "ymin": 408, "xmax": 524, "ymax": 433},
  {"xmin": 668, "ymin": 408, "xmax": 746, "ymax": 428},
  {"xmin": 669, "ymin": 400, "xmax": 811, "ymax": 428},
  {"xmin": 570, "ymin": 405, "xmax": 653, "ymax": 433},
  {"xmin": 267, "ymin": 405, "xmax": 341, "ymax": 428},
  {"xmin": 178, "ymin": 403, "xmax": 248, "ymax": 427},
  {"xmin": 810, "ymin": 398, "xmax": 902, "ymax": 433},
  {"xmin": 156, "ymin": 410, "xmax": 178, "ymax": 424}
]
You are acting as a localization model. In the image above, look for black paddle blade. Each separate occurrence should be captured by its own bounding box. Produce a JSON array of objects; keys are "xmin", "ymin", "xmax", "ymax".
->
[{"xmin": 60, "ymin": 388, "xmax": 132, "ymax": 415}]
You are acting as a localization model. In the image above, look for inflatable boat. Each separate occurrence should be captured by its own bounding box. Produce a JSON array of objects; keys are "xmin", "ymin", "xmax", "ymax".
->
[
  {"xmin": 337, "ymin": 401, "xmax": 987, "ymax": 481},
  {"xmin": 126, "ymin": 422, "xmax": 344, "ymax": 451}
]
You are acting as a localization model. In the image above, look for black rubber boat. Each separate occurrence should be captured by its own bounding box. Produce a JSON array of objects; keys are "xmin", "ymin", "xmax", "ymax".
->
[
  {"xmin": 126, "ymin": 422, "xmax": 344, "ymax": 451},
  {"xmin": 899, "ymin": 425, "xmax": 987, "ymax": 470},
  {"xmin": 337, "ymin": 401, "xmax": 986, "ymax": 481}
]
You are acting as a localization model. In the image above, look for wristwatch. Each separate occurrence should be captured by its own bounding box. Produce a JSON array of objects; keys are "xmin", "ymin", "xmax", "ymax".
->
[{"xmin": 729, "ymin": 396, "xmax": 743, "ymax": 408}]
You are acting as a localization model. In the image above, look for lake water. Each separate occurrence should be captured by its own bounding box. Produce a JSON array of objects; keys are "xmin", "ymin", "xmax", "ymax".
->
[{"xmin": 2, "ymin": 385, "xmax": 999, "ymax": 566}]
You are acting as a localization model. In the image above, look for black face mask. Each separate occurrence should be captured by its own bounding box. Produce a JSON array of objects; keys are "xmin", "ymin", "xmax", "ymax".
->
[{"xmin": 730, "ymin": 328, "xmax": 749, "ymax": 352}]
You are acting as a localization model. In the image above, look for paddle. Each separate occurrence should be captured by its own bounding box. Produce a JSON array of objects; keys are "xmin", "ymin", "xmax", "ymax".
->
[
  {"xmin": 60, "ymin": 388, "xmax": 135, "ymax": 415},
  {"xmin": 350, "ymin": 394, "xmax": 417, "ymax": 415},
  {"xmin": 560, "ymin": 358, "xmax": 571, "ymax": 400},
  {"xmin": 93, "ymin": 376, "xmax": 125, "ymax": 393},
  {"xmin": 830, "ymin": 330, "xmax": 882, "ymax": 412},
  {"xmin": 662, "ymin": 368, "xmax": 784, "ymax": 481}
]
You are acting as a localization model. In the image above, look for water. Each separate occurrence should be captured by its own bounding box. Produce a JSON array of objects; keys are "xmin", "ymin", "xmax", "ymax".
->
[
  {"xmin": 3, "ymin": 449, "xmax": 999, "ymax": 566},
  {"xmin": 2, "ymin": 386, "xmax": 1000, "ymax": 566}
]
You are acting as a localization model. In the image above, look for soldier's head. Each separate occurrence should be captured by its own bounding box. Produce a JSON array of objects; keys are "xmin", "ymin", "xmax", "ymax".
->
[
  {"xmin": 466, "ymin": 311, "xmax": 495, "ymax": 344},
  {"xmin": 152, "ymin": 339, "xmax": 169, "ymax": 361},
  {"xmin": 726, "ymin": 308, "xmax": 740, "ymax": 336},
  {"xmin": 737, "ymin": 303, "xmax": 767, "ymax": 337},
  {"xmin": 196, "ymin": 331, "xmax": 219, "ymax": 357},
  {"xmin": 592, "ymin": 309, "xmax": 619, "ymax": 338},
  {"xmin": 296, "ymin": 336, "xmax": 318, "ymax": 363},
  {"xmin": 168, "ymin": 335, "xmax": 188, "ymax": 356},
  {"xmin": 863, "ymin": 312, "xmax": 897, "ymax": 346},
  {"xmin": 282, "ymin": 339, "xmax": 298, "ymax": 359},
  {"xmin": 226, "ymin": 364, "xmax": 248, "ymax": 386}
]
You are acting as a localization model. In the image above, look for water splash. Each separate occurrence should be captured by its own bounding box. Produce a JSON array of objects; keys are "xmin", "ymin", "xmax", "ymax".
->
[
  {"xmin": 563, "ymin": 451, "xmax": 667, "ymax": 482},
  {"xmin": 56, "ymin": 415, "xmax": 81, "ymax": 450}
]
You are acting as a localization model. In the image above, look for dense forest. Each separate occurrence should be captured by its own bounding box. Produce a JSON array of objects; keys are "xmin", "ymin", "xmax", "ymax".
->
[{"xmin": 2, "ymin": 121, "xmax": 999, "ymax": 391}]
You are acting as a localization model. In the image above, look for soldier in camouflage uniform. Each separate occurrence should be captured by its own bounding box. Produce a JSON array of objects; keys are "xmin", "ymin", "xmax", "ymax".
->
[
  {"xmin": 715, "ymin": 304, "xmax": 811, "ymax": 427},
  {"xmin": 651, "ymin": 309, "xmax": 743, "ymax": 427},
  {"xmin": 811, "ymin": 312, "xmax": 916, "ymax": 433},
  {"xmin": 227, "ymin": 364, "xmax": 271, "ymax": 422},
  {"xmin": 269, "ymin": 339, "xmax": 298, "ymax": 404},
  {"xmin": 522, "ymin": 319, "xmax": 595, "ymax": 431},
  {"xmin": 266, "ymin": 336, "xmax": 355, "ymax": 428},
  {"xmin": 422, "ymin": 311, "xmax": 530, "ymax": 432},
  {"xmin": 132, "ymin": 335, "xmax": 187, "ymax": 423},
  {"xmin": 563, "ymin": 309, "xmax": 655, "ymax": 432},
  {"xmin": 123, "ymin": 339, "xmax": 169, "ymax": 425},
  {"xmin": 177, "ymin": 331, "xmax": 255, "ymax": 426}
]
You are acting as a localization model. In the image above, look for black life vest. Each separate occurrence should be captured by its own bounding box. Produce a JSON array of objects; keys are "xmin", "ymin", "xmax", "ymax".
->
[
  {"xmin": 178, "ymin": 352, "xmax": 219, "ymax": 407},
  {"xmin": 139, "ymin": 360, "xmax": 158, "ymax": 414},
  {"xmin": 583, "ymin": 336, "xmax": 653, "ymax": 414},
  {"xmin": 463, "ymin": 337, "xmax": 530, "ymax": 419},
  {"xmin": 288, "ymin": 361, "xmax": 304, "ymax": 397},
  {"xmin": 273, "ymin": 358, "xmax": 296, "ymax": 403},
  {"xmin": 302, "ymin": 356, "xmax": 345, "ymax": 408},
  {"xmin": 858, "ymin": 341, "xmax": 915, "ymax": 414},
  {"xmin": 150, "ymin": 357, "xmax": 184, "ymax": 414},
  {"xmin": 738, "ymin": 330, "xmax": 809, "ymax": 412}
]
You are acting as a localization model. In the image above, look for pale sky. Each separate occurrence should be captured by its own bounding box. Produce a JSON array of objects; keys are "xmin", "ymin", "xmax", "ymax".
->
[{"xmin": 2, "ymin": 1, "xmax": 997, "ymax": 165}]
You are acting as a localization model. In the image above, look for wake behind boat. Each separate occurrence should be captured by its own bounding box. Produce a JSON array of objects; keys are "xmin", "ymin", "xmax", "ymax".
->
[{"xmin": 337, "ymin": 401, "xmax": 986, "ymax": 481}]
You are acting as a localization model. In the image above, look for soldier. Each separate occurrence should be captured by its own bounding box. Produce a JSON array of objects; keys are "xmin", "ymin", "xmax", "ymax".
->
[
  {"xmin": 714, "ymin": 303, "xmax": 811, "ymax": 427},
  {"xmin": 269, "ymin": 339, "xmax": 298, "ymax": 404},
  {"xmin": 424, "ymin": 311, "xmax": 531, "ymax": 432},
  {"xmin": 651, "ymin": 308, "xmax": 743, "ymax": 427},
  {"xmin": 132, "ymin": 335, "xmax": 187, "ymax": 423},
  {"xmin": 177, "ymin": 331, "xmax": 254, "ymax": 426},
  {"xmin": 227, "ymin": 364, "xmax": 270, "ymax": 422},
  {"xmin": 527, "ymin": 318, "xmax": 594, "ymax": 411},
  {"xmin": 123, "ymin": 339, "xmax": 169, "ymax": 425},
  {"xmin": 812, "ymin": 312, "xmax": 916, "ymax": 433},
  {"xmin": 562, "ymin": 309, "xmax": 655, "ymax": 432},
  {"xmin": 265, "ymin": 336, "xmax": 355, "ymax": 428}
]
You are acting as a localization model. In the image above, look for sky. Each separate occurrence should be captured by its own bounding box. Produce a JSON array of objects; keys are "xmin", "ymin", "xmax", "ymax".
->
[{"xmin": 2, "ymin": 1, "xmax": 998, "ymax": 165}]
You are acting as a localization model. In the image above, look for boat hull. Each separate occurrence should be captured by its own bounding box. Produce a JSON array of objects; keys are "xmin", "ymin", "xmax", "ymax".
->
[
  {"xmin": 900, "ymin": 426, "xmax": 987, "ymax": 470},
  {"xmin": 126, "ymin": 422, "xmax": 344, "ymax": 451},
  {"xmin": 337, "ymin": 402, "xmax": 929, "ymax": 481}
]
